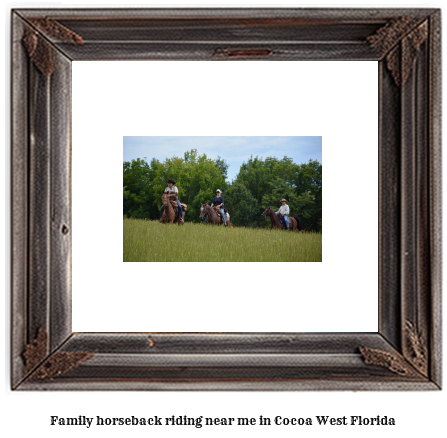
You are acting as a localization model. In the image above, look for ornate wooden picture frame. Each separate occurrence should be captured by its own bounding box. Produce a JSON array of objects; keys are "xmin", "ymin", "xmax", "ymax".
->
[{"xmin": 11, "ymin": 7, "xmax": 441, "ymax": 390}]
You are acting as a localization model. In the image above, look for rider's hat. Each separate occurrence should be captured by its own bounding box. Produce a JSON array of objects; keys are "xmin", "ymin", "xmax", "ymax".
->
[
  {"xmin": 281, "ymin": 198, "xmax": 287, "ymax": 203},
  {"xmin": 216, "ymin": 189, "xmax": 222, "ymax": 193},
  {"xmin": 167, "ymin": 179, "xmax": 176, "ymax": 184}
]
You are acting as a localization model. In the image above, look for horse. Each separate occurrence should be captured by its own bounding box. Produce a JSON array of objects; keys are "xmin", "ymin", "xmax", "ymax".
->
[
  {"xmin": 261, "ymin": 206, "xmax": 300, "ymax": 231},
  {"xmin": 292, "ymin": 216, "xmax": 302, "ymax": 231},
  {"xmin": 200, "ymin": 203, "xmax": 231, "ymax": 226},
  {"xmin": 160, "ymin": 192, "xmax": 184, "ymax": 225}
]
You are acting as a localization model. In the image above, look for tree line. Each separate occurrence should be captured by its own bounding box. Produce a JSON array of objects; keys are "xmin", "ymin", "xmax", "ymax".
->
[{"xmin": 123, "ymin": 149, "xmax": 322, "ymax": 231}]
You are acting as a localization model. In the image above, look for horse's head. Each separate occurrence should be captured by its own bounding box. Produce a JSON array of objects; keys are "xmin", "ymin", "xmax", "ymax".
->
[
  {"xmin": 261, "ymin": 206, "xmax": 272, "ymax": 217},
  {"xmin": 162, "ymin": 192, "xmax": 169, "ymax": 206},
  {"xmin": 199, "ymin": 203, "xmax": 208, "ymax": 219}
]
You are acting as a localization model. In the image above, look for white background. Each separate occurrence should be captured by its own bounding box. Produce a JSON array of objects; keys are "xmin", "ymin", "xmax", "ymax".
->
[
  {"xmin": 1, "ymin": 1, "xmax": 445, "ymax": 438},
  {"xmin": 72, "ymin": 60, "xmax": 378, "ymax": 332}
]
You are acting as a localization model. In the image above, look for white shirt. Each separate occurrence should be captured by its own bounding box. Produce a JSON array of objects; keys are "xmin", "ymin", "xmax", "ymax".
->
[
  {"xmin": 164, "ymin": 185, "xmax": 178, "ymax": 194},
  {"xmin": 276, "ymin": 204, "xmax": 289, "ymax": 215}
]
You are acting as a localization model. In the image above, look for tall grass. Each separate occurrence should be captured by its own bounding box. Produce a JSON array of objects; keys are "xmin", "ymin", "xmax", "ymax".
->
[{"xmin": 123, "ymin": 218, "xmax": 322, "ymax": 262}]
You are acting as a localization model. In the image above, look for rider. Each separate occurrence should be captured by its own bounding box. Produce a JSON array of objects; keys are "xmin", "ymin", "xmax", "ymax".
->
[
  {"xmin": 160, "ymin": 179, "xmax": 184, "ymax": 223},
  {"xmin": 276, "ymin": 198, "xmax": 290, "ymax": 230},
  {"xmin": 210, "ymin": 189, "xmax": 226, "ymax": 225}
]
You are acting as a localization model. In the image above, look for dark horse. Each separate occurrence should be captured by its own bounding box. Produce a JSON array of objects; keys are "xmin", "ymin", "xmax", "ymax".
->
[{"xmin": 261, "ymin": 207, "xmax": 301, "ymax": 231}]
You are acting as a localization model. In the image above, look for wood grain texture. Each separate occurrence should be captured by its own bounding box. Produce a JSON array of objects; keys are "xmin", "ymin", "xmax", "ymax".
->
[
  {"xmin": 13, "ymin": 7, "xmax": 436, "ymax": 21},
  {"xmin": 378, "ymin": 59, "xmax": 401, "ymax": 350},
  {"xmin": 427, "ymin": 9, "xmax": 442, "ymax": 389},
  {"xmin": 10, "ymin": 7, "xmax": 442, "ymax": 391},
  {"xmin": 12, "ymin": 8, "xmax": 437, "ymax": 62},
  {"xmin": 11, "ymin": 12, "xmax": 29, "ymax": 389},
  {"xmin": 49, "ymin": 49, "xmax": 72, "ymax": 350},
  {"xmin": 62, "ymin": 333, "xmax": 392, "ymax": 355},
  {"xmin": 400, "ymin": 27, "xmax": 431, "ymax": 377},
  {"xmin": 28, "ymin": 49, "xmax": 51, "ymax": 347},
  {"xmin": 17, "ymin": 380, "xmax": 440, "ymax": 391},
  {"xmin": 44, "ymin": 42, "xmax": 384, "ymax": 62}
]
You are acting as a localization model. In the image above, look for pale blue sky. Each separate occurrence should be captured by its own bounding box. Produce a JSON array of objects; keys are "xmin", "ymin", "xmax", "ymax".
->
[{"xmin": 123, "ymin": 136, "xmax": 322, "ymax": 182}]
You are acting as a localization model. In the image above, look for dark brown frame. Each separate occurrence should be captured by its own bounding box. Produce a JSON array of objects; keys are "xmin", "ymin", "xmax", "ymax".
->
[{"xmin": 11, "ymin": 7, "xmax": 441, "ymax": 390}]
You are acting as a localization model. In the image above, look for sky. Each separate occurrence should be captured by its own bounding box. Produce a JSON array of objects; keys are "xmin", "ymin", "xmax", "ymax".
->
[{"xmin": 123, "ymin": 136, "xmax": 322, "ymax": 182}]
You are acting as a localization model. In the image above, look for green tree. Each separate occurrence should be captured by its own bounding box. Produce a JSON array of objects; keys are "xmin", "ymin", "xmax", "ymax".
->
[
  {"xmin": 224, "ymin": 183, "xmax": 260, "ymax": 227},
  {"xmin": 123, "ymin": 149, "xmax": 322, "ymax": 231},
  {"xmin": 235, "ymin": 156, "xmax": 276, "ymax": 205},
  {"xmin": 292, "ymin": 159, "xmax": 322, "ymax": 231},
  {"xmin": 234, "ymin": 156, "xmax": 322, "ymax": 231},
  {"xmin": 123, "ymin": 158, "xmax": 156, "ymax": 219},
  {"xmin": 214, "ymin": 156, "xmax": 229, "ymax": 181},
  {"xmin": 150, "ymin": 149, "xmax": 226, "ymax": 222},
  {"xmin": 123, "ymin": 150, "xmax": 227, "ymax": 223}
]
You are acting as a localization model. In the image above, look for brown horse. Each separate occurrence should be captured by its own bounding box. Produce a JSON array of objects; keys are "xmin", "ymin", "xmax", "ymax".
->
[
  {"xmin": 200, "ymin": 203, "xmax": 231, "ymax": 226},
  {"xmin": 261, "ymin": 207, "xmax": 298, "ymax": 231},
  {"xmin": 160, "ymin": 193, "xmax": 184, "ymax": 225},
  {"xmin": 212, "ymin": 206, "xmax": 232, "ymax": 227}
]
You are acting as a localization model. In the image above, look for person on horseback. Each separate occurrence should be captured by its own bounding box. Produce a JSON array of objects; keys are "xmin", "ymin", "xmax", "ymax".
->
[
  {"xmin": 160, "ymin": 179, "xmax": 184, "ymax": 223},
  {"xmin": 210, "ymin": 189, "xmax": 227, "ymax": 226},
  {"xmin": 276, "ymin": 198, "xmax": 290, "ymax": 230}
]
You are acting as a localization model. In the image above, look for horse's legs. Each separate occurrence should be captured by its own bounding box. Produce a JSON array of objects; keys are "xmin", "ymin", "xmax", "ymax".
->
[
  {"xmin": 177, "ymin": 211, "xmax": 184, "ymax": 225},
  {"xmin": 289, "ymin": 218, "xmax": 295, "ymax": 231},
  {"xmin": 177, "ymin": 207, "xmax": 184, "ymax": 225}
]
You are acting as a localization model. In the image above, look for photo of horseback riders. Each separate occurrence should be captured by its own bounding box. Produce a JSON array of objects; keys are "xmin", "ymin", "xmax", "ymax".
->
[{"xmin": 123, "ymin": 136, "xmax": 322, "ymax": 262}]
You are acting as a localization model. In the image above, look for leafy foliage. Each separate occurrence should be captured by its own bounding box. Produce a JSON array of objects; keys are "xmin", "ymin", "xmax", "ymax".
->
[
  {"xmin": 123, "ymin": 150, "xmax": 322, "ymax": 231},
  {"xmin": 123, "ymin": 150, "xmax": 226, "ymax": 222},
  {"xmin": 234, "ymin": 156, "xmax": 322, "ymax": 231},
  {"xmin": 224, "ymin": 183, "xmax": 259, "ymax": 228}
]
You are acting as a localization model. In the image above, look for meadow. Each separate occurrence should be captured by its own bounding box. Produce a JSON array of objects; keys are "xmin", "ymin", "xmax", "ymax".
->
[{"xmin": 123, "ymin": 218, "xmax": 322, "ymax": 262}]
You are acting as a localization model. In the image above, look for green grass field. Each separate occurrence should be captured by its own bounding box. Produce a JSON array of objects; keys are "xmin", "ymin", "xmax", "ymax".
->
[{"xmin": 123, "ymin": 218, "xmax": 322, "ymax": 262}]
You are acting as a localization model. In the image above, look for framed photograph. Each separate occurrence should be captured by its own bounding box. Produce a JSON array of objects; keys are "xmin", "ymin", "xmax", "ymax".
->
[
  {"xmin": 11, "ymin": 7, "xmax": 441, "ymax": 390},
  {"xmin": 121, "ymin": 135, "xmax": 323, "ymax": 262}
]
